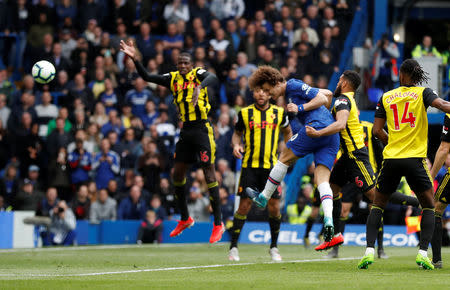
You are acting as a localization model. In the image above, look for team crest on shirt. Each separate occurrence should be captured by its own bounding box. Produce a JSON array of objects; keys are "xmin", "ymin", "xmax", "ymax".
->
[
  {"xmin": 270, "ymin": 114, "xmax": 276, "ymax": 121},
  {"xmin": 443, "ymin": 126, "xmax": 448, "ymax": 135}
]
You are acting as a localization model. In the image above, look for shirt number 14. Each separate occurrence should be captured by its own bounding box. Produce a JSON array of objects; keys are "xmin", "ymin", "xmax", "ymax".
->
[{"xmin": 390, "ymin": 102, "xmax": 416, "ymax": 130}]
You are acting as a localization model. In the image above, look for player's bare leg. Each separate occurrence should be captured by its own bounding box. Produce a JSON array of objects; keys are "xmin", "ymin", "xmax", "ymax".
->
[
  {"xmin": 202, "ymin": 164, "xmax": 225, "ymax": 243},
  {"xmin": 431, "ymin": 201, "xmax": 447, "ymax": 268},
  {"xmin": 268, "ymin": 198, "xmax": 282, "ymax": 261},
  {"xmin": 246, "ymin": 148, "xmax": 297, "ymax": 208},
  {"xmin": 170, "ymin": 162, "xmax": 195, "ymax": 237}
]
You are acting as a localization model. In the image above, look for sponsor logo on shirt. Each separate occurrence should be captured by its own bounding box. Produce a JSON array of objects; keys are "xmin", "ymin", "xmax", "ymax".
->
[
  {"xmin": 335, "ymin": 98, "xmax": 348, "ymax": 107},
  {"xmin": 249, "ymin": 121, "xmax": 277, "ymax": 129}
]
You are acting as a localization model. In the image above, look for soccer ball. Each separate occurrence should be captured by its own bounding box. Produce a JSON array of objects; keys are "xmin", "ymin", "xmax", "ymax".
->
[{"xmin": 32, "ymin": 60, "xmax": 56, "ymax": 84}]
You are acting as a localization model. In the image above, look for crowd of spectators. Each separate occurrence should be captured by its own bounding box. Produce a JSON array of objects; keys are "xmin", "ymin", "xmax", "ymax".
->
[{"xmin": 0, "ymin": 0, "xmax": 359, "ymax": 231}]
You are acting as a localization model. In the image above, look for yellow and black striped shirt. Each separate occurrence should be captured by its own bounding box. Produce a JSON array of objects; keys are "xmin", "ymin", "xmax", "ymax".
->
[
  {"xmin": 361, "ymin": 120, "xmax": 384, "ymax": 173},
  {"xmin": 332, "ymin": 92, "xmax": 365, "ymax": 152},
  {"xmin": 133, "ymin": 60, "xmax": 217, "ymax": 123},
  {"xmin": 235, "ymin": 104, "xmax": 289, "ymax": 169},
  {"xmin": 169, "ymin": 68, "xmax": 211, "ymax": 122}
]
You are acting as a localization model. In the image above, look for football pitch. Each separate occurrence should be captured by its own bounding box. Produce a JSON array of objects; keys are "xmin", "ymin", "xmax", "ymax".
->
[{"xmin": 1, "ymin": 244, "xmax": 449, "ymax": 289}]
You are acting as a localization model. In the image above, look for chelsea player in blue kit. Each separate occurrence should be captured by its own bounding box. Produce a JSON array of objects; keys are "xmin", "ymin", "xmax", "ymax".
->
[{"xmin": 246, "ymin": 66, "xmax": 340, "ymax": 241}]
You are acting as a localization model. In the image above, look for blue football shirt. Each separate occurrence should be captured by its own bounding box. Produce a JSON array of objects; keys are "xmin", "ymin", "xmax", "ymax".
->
[{"xmin": 285, "ymin": 79, "xmax": 334, "ymax": 129}]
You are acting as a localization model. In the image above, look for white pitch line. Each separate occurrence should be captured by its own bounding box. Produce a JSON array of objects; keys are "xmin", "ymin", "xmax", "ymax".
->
[
  {"xmin": 0, "ymin": 257, "xmax": 359, "ymax": 278},
  {"xmin": 0, "ymin": 243, "xmax": 208, "ymax": 253}
]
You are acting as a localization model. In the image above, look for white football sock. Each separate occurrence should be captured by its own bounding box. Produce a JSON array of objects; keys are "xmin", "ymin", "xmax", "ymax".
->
[
  {"xmin": 365, "ymin": 247, "xmax": 375, "ymax": 256},
  {"xmin": 262, "ymin": 161, "xmax": 289, "ymax": 199},
  {"xmin": 317, "ymin": 182, "xmax": 333, "ymax": 219},
  {"xmin": 418, "ymin": 249, "xmax": 428, "ymax": 258}
]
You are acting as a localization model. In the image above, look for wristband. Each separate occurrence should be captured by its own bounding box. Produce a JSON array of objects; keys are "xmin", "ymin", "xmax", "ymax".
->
[{"xmin": 297, "ymin": 104, "xmax": 304, "ymax": 112}]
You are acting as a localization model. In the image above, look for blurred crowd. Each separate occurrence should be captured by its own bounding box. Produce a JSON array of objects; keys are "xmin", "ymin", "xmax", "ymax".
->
[{"xmin": 0, "ymin": 0, "xmax": 359, "ymax": 230}]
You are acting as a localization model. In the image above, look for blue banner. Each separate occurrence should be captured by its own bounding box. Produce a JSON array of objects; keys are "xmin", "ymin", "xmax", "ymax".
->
[
  {"xmin": 0, "ymin": 214, "xmax": 419, "ymax": 248},
  {"xmin": 238, "ymin": 222, "xmax": 419, "ymax": 247},
  {"xmin": 0, "ymin": 212, "xmax": 13, "ymax": 249}
]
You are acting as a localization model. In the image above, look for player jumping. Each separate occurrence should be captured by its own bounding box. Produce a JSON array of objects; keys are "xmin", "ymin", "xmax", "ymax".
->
[
  {"xmin": 245, "ymin": 66, "xmax": 339, "ymax": 242},
  {"xmin": 229, "ymin": 87, "xmax": 292, "ymax": 262},
  {"xmin": 120, "ymin": 40, "xmax": 225, "ymax": 243},
  {"xmin": 358, "ymin": 59, "xmax": 450, "ymax": 270}
]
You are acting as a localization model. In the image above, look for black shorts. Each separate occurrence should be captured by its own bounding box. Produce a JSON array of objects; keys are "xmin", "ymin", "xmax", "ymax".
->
[
  {"xmin": 174, "ymin": 120, "xmax": 216, "ymax": 165},
  {"xmin": 238, "ymin": 168, "xmax": 281, "ymax": 199},
  {"xmin": 376, "ymin": 158, "xmax": 433, "ymax": 195},
  {"xmin": 440, "ymin": 114, "xmax": 450, "ymax": 143},
  {"xmin": 341, "ymin": 182, "xmax": 360, "ymax": 203},
  {"xmin": 330, "ymin": 147, "xmax": 376, "ymax": 193},
  {"xmin": 435, "ymin": 172, "xmax": 450, "ymax": 204}
]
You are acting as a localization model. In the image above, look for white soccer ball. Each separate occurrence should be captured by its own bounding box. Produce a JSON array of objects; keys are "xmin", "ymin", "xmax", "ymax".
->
[{"xmin": 32, "ymin": 60, "xmax": 56, "ymax": 84}]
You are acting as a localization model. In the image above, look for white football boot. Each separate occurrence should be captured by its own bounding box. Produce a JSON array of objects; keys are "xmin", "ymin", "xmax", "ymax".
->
[
  {"xmin": 228, "ymin": 247, "xmax": 240, "ymax": 261},
  {"xmin": 269, "ymin": 247, "xmax": 282, "ymax": 262}
]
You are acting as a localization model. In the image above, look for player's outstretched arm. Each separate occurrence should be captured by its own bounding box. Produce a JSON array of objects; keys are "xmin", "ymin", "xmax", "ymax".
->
[
  {"xmin": 373, "ymin": 117, "xmax": 388, "ymax": 145},
  {"xmin": 120, "ymin": 40, "xmax": 171, "ymax": 88},
  {"xmin": 431, "ymin": 97, "xmax": 450, "ymax": 114},
  {"xmin": 431, "ymin": 141, "xmax": 450, "ymax": 179},
  {"xmin": 305, "ymin": 109, "xmax": 349, "ymax": 138}
]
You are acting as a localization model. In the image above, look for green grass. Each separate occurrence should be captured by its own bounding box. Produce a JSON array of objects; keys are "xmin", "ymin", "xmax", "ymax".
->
[{"xmin": 0, "ymin": 244, "xmax": 449, "ymax": 289}]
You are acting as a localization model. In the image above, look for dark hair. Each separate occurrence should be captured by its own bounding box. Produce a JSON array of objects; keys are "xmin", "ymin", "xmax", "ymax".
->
[
  {"xmin": 248, "ymin": 65, "xmax": 284, "ymax": 90},
  {"xmin": 342, "ymin": 70, "xmax": 361, "ymax": 90},
  {"xmin": 179, "ymin": 52, "xmax": 193, "ymax": 62},
  {"xmin": 400, "ymin": 59, "xmax": 430, "ymax": 85}
]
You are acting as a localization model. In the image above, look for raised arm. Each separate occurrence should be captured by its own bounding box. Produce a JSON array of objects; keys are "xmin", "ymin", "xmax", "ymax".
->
[
  {"xmin": 120, "ymin": 40, "xmax": 171, "ymax": 87},
  {"xmin": 196, "ymin": 69, "xmax": 219, "ymax": 89}
]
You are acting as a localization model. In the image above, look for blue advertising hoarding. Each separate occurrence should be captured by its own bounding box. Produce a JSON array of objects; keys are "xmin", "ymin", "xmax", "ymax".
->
[{"xmin": 0, "ymin": 212, "xmax": 419, "ymax": 248}]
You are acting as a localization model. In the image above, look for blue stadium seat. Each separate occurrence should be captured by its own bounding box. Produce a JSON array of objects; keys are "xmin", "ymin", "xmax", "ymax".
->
[{"xmin": 368, "ymin": 88, "xmax": 384, "ymax": 104}]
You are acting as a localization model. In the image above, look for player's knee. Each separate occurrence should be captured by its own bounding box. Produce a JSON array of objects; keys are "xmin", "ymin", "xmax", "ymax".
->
[
  {"xmin": 311, "ymin": 207, "xmax": 319, "ymax": 218},
  {"xmin": 201, "ymin": 165, "xmax": 216, "ymax": 183},
  {"xmin": 279, "ymin": 149, "xmax": 295, "ymax": 165},
  {"xmin": 238, "ymin": 198, "xmax": 252, "ymax": 214},
  {"xmin": 268, "ymin": 202, "xmax": 280, "ymax": 217},
  {"xmin": 419, "ymin": 199, "xmax": 435, "ymax": 210},
  {"xmin": 364, "ymin": 187, "xmax": 375, "ymax": 202},
  {"xmin": 341, "ymin": 206, "xmax": 351, "ymax": 218},
  {"xmin": 417, "ymin": 189, "xmax": 435, "ymax": 209}
]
